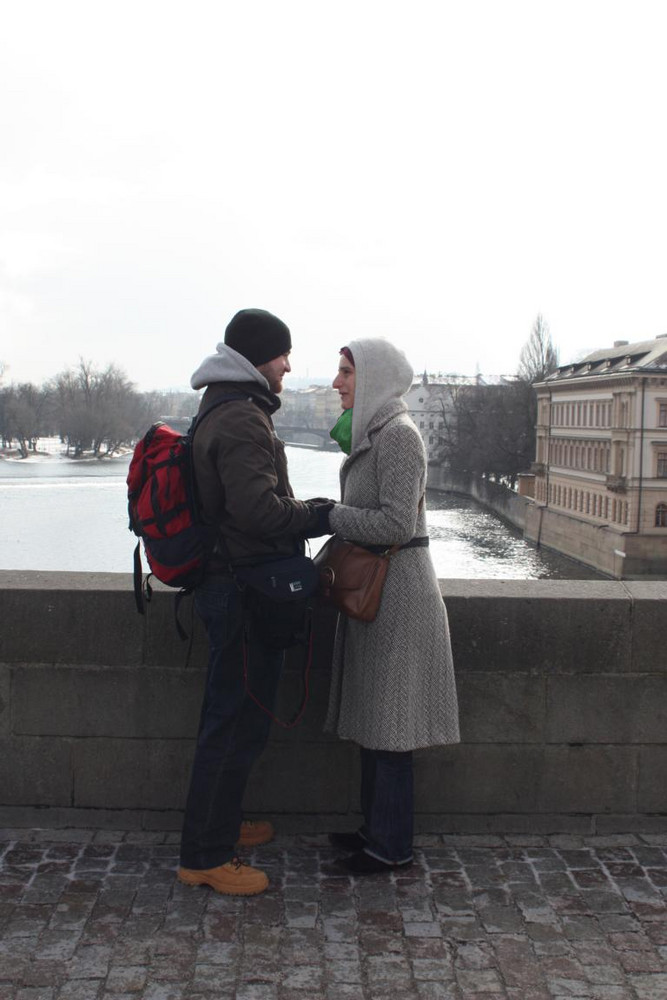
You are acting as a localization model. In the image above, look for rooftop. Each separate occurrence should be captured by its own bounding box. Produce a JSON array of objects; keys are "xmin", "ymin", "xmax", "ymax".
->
[{"xmin": 542, "ymin": 334, "xmax": 667, "ymax": 384}]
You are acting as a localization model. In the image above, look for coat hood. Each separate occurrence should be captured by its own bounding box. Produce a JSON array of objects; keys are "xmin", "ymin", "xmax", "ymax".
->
[
  {"xmin": 191, "ymin": 343, "xmax": 270, "ymax": 391},
  {"xmin": 346, "ymin": 338, "xmax": 414, "ymax": 453}
]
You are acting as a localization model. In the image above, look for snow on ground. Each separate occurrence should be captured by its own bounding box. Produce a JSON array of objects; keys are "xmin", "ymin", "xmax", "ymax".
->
[{"xmin": 0, "ymin": 437, "xmax": 132, "ymax": 462}]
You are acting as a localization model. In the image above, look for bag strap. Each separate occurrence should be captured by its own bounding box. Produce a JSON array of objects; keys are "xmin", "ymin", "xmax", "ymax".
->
[{"xmin": 241, "ymin": 606, "xmax": 315, "ymax": 729}]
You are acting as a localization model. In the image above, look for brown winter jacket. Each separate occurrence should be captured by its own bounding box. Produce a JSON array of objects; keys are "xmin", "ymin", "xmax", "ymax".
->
[{"xmin": 192, "ymin": 380, "xmax": 316, "ymax": 569}]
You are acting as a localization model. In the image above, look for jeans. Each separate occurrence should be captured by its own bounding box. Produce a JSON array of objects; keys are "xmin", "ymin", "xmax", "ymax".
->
[
  {"xmin": 179, "ymin": 576, "xmax": 283, "ymax": 870},
  {"xmin": 359, "ymin": 746, "xmax": 414, "ymax": 865}
]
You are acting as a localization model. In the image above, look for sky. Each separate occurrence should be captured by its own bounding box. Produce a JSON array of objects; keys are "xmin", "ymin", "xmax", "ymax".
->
[{"xmin": 1, "ymin": 0, "xmax": 667, "ymax": 392}]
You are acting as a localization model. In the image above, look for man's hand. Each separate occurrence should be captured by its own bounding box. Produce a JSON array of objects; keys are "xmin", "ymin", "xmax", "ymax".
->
[{"xmin": 303, "ymin": 500, "xmax": 335, "ymax": 538}]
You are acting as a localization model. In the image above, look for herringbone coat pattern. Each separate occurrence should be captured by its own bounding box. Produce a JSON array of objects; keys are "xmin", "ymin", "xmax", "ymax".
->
[{"xmin": 325, "ymin": 340, "xmax": 460, "ymax": 751}]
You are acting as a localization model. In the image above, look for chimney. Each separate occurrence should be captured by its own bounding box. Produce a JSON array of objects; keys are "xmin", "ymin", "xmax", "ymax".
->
[{"xmin": 613, "ymin": 340, "xmax": 629, "ymax": 348}]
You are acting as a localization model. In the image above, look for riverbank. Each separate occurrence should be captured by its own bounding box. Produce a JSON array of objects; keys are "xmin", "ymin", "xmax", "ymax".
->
[
  {"xmin": 427, "ymin": 463, "xmax": 530, "ymax": 533},
  {"xmin": 0, "ymin": 438, "xmax": 132, "ymax": 464}
]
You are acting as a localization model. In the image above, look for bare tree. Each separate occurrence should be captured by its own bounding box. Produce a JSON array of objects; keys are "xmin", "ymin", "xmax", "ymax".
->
[
  {"xmin": 518, "ymin": 314, "xmax": 559, "ymax": 384},
  {"xmin": 1, "ymin": 383, "xmax": 50, "ymax": 457},
  {"xmin": 52, "ymin": 359, "xmax": 146, "ymax": 456},
  {"xmin": 429, "ymin": 380, "xmax": 536, "ymax": 488}
]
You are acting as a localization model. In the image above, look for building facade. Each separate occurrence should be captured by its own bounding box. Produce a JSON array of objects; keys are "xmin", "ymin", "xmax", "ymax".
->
[{"xmin": 526, "ymin": 335, "xmax": 667, "ymax": 578}]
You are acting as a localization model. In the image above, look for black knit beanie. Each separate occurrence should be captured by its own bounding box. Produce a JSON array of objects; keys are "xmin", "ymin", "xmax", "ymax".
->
[{"xmin": 224, "ymin": 309, "xmax": 292, "ymax": 367}]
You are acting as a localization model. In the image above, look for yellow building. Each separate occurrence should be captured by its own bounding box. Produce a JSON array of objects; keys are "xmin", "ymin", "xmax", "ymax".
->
[{"xmin": 526, "ymin": 335, "xmax": 667, "ymax": 578}]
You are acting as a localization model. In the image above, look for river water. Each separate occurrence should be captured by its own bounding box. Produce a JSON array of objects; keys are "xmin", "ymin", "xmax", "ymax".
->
[{"xmin": 0, "ymin": 445, "xmax": 598, "ymax": 579}]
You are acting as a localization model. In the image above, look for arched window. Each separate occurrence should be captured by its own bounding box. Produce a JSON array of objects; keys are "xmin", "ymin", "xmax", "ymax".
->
[{"xmin": 656, "ymin": 504, "xmax": 667, "ymax": 528}]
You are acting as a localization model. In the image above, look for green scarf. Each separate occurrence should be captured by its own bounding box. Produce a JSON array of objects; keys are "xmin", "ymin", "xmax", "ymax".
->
[{"xmin": 330, "ymin": 407, "xmax": 353, "ymax": 454}]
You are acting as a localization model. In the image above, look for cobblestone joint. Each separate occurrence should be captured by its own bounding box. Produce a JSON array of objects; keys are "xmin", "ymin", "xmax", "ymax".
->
[{"xmin": 1, "ymin": 829, "xmax": 666, "ymax": 998}]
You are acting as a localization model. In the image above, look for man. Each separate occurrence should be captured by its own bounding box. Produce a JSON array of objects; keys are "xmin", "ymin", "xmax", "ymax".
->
[{"xmin": 177, "ymin": 308, "xmax": 332, "ymax": 896}]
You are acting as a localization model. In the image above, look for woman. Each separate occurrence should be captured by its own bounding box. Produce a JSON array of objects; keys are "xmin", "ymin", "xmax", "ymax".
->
[{"xmin": 326, "ymin": 338, "xmax": 460, "ymax": 874}]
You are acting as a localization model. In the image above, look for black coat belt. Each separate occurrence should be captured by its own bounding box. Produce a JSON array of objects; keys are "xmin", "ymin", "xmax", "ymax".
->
[{"xmin": 356, "ymin": 536, "xmax": 430, "ymax": 555}]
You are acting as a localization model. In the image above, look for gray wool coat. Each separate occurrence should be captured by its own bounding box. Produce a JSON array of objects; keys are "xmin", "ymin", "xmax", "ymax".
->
[{"xmin": 325, "ymin": 339, "xmax": 460, "ymax": 752}]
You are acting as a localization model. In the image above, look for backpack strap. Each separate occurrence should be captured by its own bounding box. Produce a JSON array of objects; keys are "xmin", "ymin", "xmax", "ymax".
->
[
  {"xmin": 132, "ymin": 543, "xmax": 153, "ymax": 616},
  {"xmin": 190, "ymin": 391, "xmax": 250, "ymax": 438},
  {"xmin": 133, "ymin": 542, "xmax": 144, "ymax": 615}
]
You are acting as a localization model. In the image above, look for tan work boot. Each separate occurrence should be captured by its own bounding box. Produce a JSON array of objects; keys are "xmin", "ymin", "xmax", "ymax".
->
[
  {"xmin": 177, "ymin": 858, "xmax": 268, "ymax": 896},
  {"xmin": 237, "ymin": 820, "xmax": 275, "ymax": 848}
]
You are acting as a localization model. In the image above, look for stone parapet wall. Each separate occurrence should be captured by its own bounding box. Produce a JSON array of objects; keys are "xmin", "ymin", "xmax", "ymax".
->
[{"xmin": 1, "ymin": 571, "xmax": 666, "ymax": 834}]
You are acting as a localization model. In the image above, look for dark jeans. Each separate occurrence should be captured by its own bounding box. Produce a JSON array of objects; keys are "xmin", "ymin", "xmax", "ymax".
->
[
  {"xmin": 179, "ymin": 576, "xmax": 283, "ymax": 870},
  {"xmin": 359, "ymin": 746, "xmax": 414, "ymax": 865}
]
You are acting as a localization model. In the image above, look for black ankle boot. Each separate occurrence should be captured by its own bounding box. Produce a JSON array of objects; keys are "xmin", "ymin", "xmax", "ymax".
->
[
  {"xmin": 328, "ymin": 831, "xmax": 367, "ymax": 853},
  {"xmin": 334, "ymin": 851, "xmax": 413, "ymax": 875}
]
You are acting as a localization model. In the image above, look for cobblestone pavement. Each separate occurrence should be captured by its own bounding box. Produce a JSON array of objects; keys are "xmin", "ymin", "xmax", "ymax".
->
[{"xmin": 1, "ymin": 829, "xmax": 667, "ymax": 1000}]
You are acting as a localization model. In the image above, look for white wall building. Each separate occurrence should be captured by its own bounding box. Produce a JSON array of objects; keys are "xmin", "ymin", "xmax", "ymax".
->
[{"xmin": 405, "ymin": 376, "xmax": 483, "ymax": 463}]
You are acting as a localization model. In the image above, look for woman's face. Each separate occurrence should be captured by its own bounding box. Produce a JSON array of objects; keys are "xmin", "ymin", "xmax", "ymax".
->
[{"xmin": 333, "ymin": 356, "xmax": 356, "ymax": 409}]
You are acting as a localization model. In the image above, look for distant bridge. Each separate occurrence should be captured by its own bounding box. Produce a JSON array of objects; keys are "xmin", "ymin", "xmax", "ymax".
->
[{"xmin": 273, "ymin": 424, "xmax": 335, "ymax": 448}]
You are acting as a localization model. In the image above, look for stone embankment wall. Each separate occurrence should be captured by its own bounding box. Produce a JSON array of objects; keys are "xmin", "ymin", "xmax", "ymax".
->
[
  {"xmin": 524, "ymin": 504, "xmax": 667, "ymax": 580},
  {"xmin": 1, "ymin": 571, "xmax": 666, "ymax": 834},
  {"xmin": 427, "ymin": 464, "xmax": 667, "ymax": 580},
  {"xmin": 426, "ymin": 465, "xmax": 530, "ymax": 532}
]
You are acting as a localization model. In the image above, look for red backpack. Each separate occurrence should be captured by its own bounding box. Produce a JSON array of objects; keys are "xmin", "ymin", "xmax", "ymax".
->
[{"xmin": 127, "ymin": 395, "xmax": 243, "ymax": 616}]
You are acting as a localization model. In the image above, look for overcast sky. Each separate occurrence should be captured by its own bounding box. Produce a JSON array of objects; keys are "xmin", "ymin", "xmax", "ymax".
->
[{"xmin": 2, "ymin": 0, "xmax": 666, "ymax": 392}]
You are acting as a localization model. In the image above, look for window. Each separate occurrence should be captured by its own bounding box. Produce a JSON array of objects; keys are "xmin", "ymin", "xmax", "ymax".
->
[
  {"xmin": 659, "ymin": 403, "xmax": 667, "ymax": 427},
  {"xmin": 656, "ymin": 504, "xmax": 667, "ymax": 527},
  {"xmin": 658, "ymin": 453, "xmax": 667, "ymax": 478}
]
